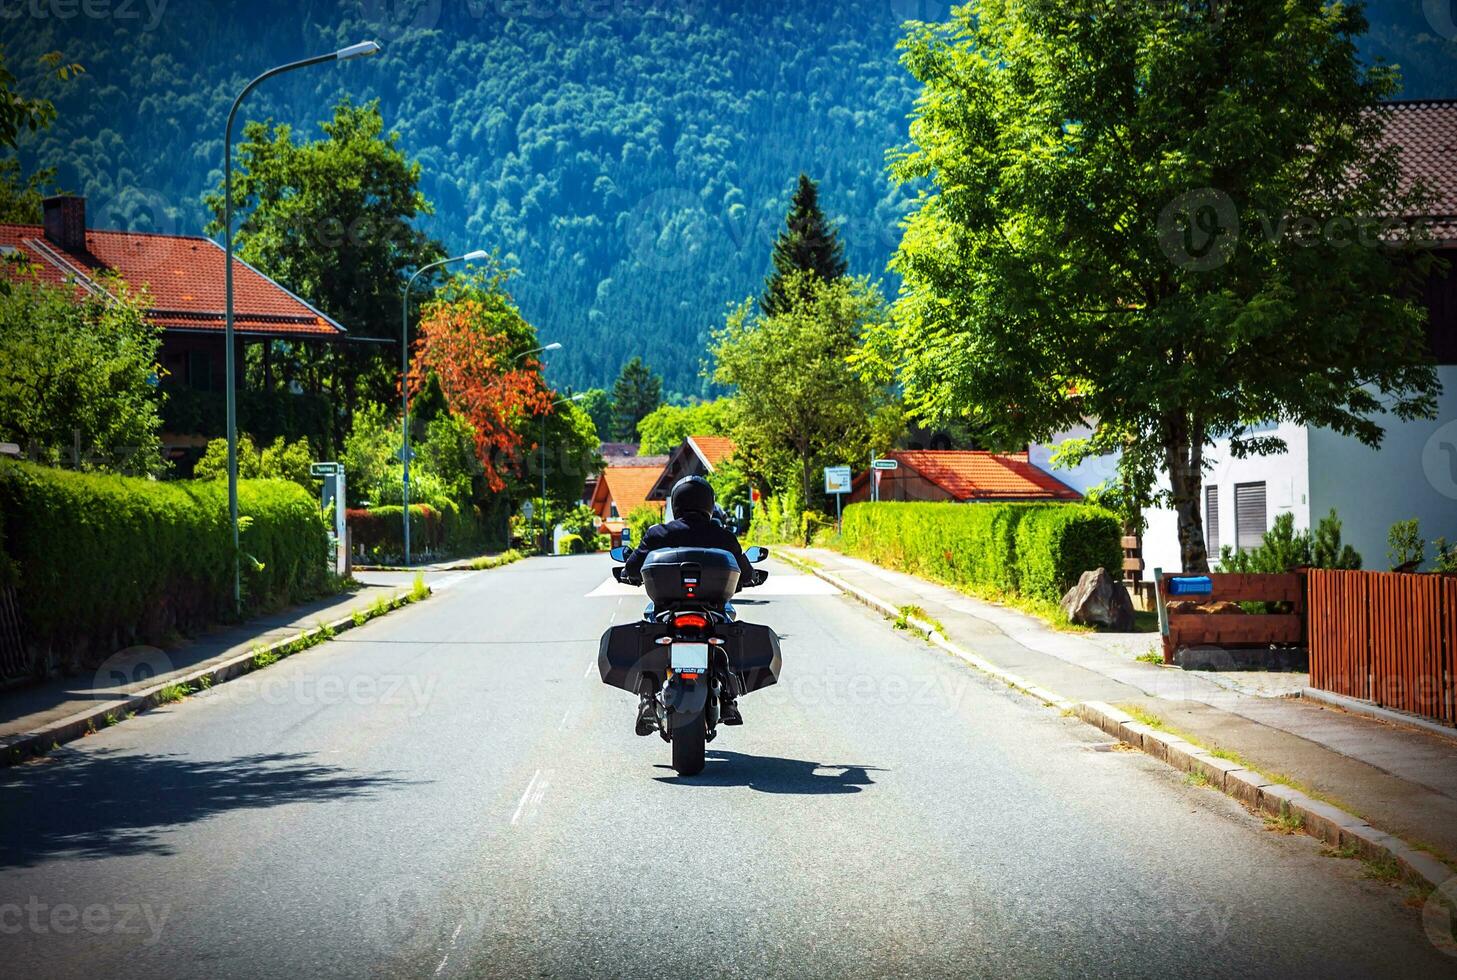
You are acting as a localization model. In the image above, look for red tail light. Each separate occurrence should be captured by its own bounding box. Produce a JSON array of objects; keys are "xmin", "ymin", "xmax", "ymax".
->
[{"xmin": 674, "ymin": 613, "xmax": 709, "ymax": 629}]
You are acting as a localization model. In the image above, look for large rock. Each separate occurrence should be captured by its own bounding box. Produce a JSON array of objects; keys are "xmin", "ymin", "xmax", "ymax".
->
[{"xmin": 1060, "ymin": 568, "xmax": 1136, "ymax": 631}]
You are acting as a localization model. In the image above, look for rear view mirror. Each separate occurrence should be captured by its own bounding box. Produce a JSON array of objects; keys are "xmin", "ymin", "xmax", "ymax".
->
[
  {"xmin": 610, "ymin": 546, "xmax": 630, "ymax": 562},
  {"xmin": 745, "ymin": 546, "xmax": 768, "ymax": 563}
]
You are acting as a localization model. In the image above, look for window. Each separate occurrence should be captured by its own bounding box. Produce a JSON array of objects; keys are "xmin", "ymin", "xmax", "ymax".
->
[
  {"xmin": 187, "ymin": 351, "xmax": 212, "ymax": 392},
  {"xmin": 1234, "ymin": 482, "xmax": 1267, "ymax": 552},
  {"xmin": 1205, "ymin": 485, "xmax": 1220, "ymax": 553},
  {"xmin": 609, "ymin": 502, "xmax": 619, "ymax": 519}
]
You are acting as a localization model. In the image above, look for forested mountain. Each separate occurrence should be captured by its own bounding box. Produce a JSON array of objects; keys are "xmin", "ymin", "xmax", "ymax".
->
[{"xmin": 5, "ymin": 1, "xmax": 1452, "ymax": 396}]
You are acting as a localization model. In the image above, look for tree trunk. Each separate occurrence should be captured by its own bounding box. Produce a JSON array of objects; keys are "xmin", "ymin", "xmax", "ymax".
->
[{"xmin": 1163, "ymin": 418, "xmax": 1209, "ymax": 573}]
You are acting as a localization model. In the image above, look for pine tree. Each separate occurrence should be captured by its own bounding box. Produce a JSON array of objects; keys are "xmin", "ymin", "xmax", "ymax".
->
[
  {"xmin": 611, "ymin": 357, "xmax": 663, "ymax": 441},
  {"xmin": 760, "ymin": 173, "xmax": 848, "ymax": 315}
]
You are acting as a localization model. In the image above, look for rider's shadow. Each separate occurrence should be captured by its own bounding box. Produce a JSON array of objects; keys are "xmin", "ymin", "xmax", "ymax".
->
[{"xmin": 654, "ymin": 751, "xmax": 883, "ymax": 794}]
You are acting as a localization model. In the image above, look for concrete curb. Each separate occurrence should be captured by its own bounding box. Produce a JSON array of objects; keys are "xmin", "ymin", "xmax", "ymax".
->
[
  {"xmin": 781, "ymin": 550, "xmax": 1455, "ymax": 898},
  {"xmin": 0, "ymin": 586, "xmax": 429, "ymax": 768}
]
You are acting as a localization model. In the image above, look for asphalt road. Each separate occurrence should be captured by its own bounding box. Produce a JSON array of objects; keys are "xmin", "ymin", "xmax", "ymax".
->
[{"xmin": 1, "ymin": 555, "xmax": 1451, "ymax": 979}]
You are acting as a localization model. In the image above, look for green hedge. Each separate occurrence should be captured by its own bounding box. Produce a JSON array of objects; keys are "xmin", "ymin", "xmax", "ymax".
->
[
  {"xmin": 347, "ymin": 500, "xmax": 490, "ymax": 559},
  {"xmin": 0, "ymin": 460, "xmax": 329, "ymax": 667},
  {"xmin": 839, "ymin": 501, "xmax": 1122, "ymax": 603}
]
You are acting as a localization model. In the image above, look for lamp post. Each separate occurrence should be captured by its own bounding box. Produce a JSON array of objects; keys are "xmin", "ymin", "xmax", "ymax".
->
[
  {"xmin": 541, "ymin": 391, "xmax": 586, "ymax": 554},
  {"xmin": 400, "ymin": 250, "xmax": 488, "ymax": 565},
  {"xmin": 223, "ymin": 39, "xmax": 380, "ymax": 612}
]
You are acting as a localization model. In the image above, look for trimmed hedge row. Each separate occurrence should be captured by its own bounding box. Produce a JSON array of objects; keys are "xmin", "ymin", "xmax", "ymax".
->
[
  {"xmin": 0, "ymin": 460, "xmax": 329, "ymax": 668},
  {"xmin": 346, "ymin": 500, "xmax": 490, "ymax": 559},
  {"xmin": 839, "ymin": 501, "xmax": 1122, "ymax": 603}
]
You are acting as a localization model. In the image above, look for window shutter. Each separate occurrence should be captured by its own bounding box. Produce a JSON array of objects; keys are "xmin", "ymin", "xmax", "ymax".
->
[
  {"xmin": 1205, "ymin": 485, "xmax": 1220, "ymax": 553},
  {"xmin": 1234, "ymin": 482, "xmax": 1266, "ymax": 552}
]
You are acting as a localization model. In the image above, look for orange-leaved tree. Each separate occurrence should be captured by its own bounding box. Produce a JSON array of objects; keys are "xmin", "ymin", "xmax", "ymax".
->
[{"xmin": 409, "ymin": 270, "xmax": 553, "ymax": 493}]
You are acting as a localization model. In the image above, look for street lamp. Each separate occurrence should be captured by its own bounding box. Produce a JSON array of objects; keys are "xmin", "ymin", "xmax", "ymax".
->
[
  {"xmin": 541, "ymin": 391, "xmax": 586, "ymax": 554},
  {"xmin": 400, "ymin": 249, "xmax": 488, "ymax": 565},
  {"xmin": 223, "ymin": 39, "xmax": 380, "ymax": 612},
  {"xmin": 515, "ymin": 341, "xmax": 561, "ymax": 364}
]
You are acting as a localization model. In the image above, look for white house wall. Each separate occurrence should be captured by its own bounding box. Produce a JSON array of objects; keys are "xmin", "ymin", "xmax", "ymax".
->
[
  {"xmin": 1142, "ymin": 423, "xmax": 1311, "ymax": 576},
  {"xmin": 1028, "ymin": 424, "xmax": 1121, "ymax": 495},
  {"xmin": 1307, "ymin": 364, "xmax": 1457, "ymax": 570}
]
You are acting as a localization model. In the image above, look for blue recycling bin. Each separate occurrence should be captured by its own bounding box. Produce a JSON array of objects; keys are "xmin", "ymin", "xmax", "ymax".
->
[{"xmin": 1167, "ymin": 575, "xmax": 1213, "ymax": 597}]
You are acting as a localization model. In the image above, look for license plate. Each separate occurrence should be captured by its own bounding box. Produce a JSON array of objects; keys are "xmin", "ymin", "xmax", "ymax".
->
[{"xmin": 671, "ymin": 642, "xmax": 709, "ymax": 673}]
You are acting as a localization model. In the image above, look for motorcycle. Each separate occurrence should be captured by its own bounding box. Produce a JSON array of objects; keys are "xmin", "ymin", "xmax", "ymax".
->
[{"xmin": 598, "ymin": 544, "xmax": 781, "ymax": 776}]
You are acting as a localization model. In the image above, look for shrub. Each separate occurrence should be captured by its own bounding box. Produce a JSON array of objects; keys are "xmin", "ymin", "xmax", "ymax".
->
[
  {"xmin": 624, "ymin": 505, "xmax": 662, "ymax": 548},
  {"xmin": 1220, "ymin": 511, "xmax": 1362, "ymax": 573},
  {"xmin": 347, "ymin": 504, "xmax": 445, "ymax": 557},
  {"xmin": 839, "ymin": 501, "xmax": 1121, "ymax": 603},
  {"xmin": 0, "ymin": 460, "xmax": 329, "ymax": 669},
  {"xmin": 800, "ymin": 510, "xmax": 835, "ymax": 546},
  {"xmin": 557, "ymin": 533, "xmax": 585, "ymax": 554}
]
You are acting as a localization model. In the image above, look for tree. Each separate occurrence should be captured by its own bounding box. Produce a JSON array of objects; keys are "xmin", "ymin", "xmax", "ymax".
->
[
  {"xmin": 576, "ymin": 388, "xmax": 614, "ymax": 441},
  {"xmin": 878, "ymin": 0, "xmax": 1440, "ymax": 572},
  {"xmin": 611, "ymin": 357, "xmax": 663, "ymax": 441},
  {"xmin": 636, "ymin": 399, "xmax": 738, "ymax": 455},
  {"xmin": 714, "ymin": 272, "xmax": 889, "ymax": 503},
  {"xmin": 410, "ymin": 268, "xmax": 553, "ymax": 495},
  {"xmin": 205, "ymin": 98, "xmax": 442, "ymax": 439},
  {"xmin": 0, "ymin": 274, "xmax": 162, "ymax": 474},
  {"xmin": 0, "ymin": 52, "xmax": 80, "ymax": 227},
  {"xmin": 760, "ymin": 173, "xmax": 849, "ymax": 316},
  {"xmin": 536, "ymin": 399, "xmax": 603, "ymax": 509}
]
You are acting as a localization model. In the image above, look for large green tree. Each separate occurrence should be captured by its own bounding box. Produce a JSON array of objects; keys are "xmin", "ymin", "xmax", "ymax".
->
[
  {"xmin": 205, "ymin": 98, "xmax": 442, "ymax": 439},
  {"xmin": 716, "ymin": 272, "xmax": 893, "ymax": 503},
  {"xmin": 636, "ymin": 399, "xmax": 738, "ymax": 455},
  {"xmin": 760, "ymin": 173, "xmax": 849, "ymax": 316},
  {"xmin": 576, "ymin": 388, "xmax": 614, "ymax": 442},
  {"xmin": 611, "ymin": 357, "xmax": 663, "ymax": 441},
  {"xmin": 0, "ymin": 275, "xmax": 163, "ymax": 474},
  {"xmin": 878, "ymin": 0, "xmax": 1440, "ymax": 571}
]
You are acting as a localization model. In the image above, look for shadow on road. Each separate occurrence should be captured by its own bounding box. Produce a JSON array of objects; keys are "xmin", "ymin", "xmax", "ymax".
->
[
  {"xmin": 654, "ymin": 751, "xmax": 883, "ymax": 794},
  {"xmin": 0, "ymin": 750, "xmax": 414, "ymax": 869}
]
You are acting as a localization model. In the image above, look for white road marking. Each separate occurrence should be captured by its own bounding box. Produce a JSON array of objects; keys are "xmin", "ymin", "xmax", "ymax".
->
[
  {"xmin": 585, "ymin": 571, "xmax": 837, "ymax": 597},
  {"xmin": 433, "ymin": 921, "xmax": 465, "ymax": 976},
  {"xmin": 583, "ymin": 658, "xmax": 596, "ymax": 679},
  {"xmin": 509, "ymin": 768, "xmax": 552, "ymax": 826},
  {"xmin": 558, "ymin": 707, "xmax": 573, "ymax": 730}
]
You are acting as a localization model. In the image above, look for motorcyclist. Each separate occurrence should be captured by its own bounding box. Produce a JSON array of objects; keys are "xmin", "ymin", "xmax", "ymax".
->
[
  {"xmin": 622, "ymin": 475, "xmax": 753, "ymax": 730},
  {"xmin": 623, "ymin": 476, "xmax": 755, "ymax": 585}
]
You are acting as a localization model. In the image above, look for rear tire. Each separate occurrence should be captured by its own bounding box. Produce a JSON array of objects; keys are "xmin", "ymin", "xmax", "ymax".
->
[{"xmin": 670, "ymin": 709, "xmax": 706, "ymax": 776}]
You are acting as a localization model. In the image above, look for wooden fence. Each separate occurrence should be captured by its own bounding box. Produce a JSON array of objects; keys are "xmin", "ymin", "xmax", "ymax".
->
[{"xmin": 1308, "ymin": 569, "xmax": 1456, "ymax": 726}]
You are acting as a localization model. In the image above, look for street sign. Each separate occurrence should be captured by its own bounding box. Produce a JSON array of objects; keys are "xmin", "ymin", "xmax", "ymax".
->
[
  {"xmin": 872, "ymin": 458, "xmax": 899, "ymax": 470},
  {"xmin": 395, "ymin": 445, "xmax": 416, "ymax": 463},
  {"xmin": 824, "ymin": 465, "xmax": 852, "ymax": 495},
  {"xmin": 522, "ymin": 501, "xmax": 534, "ymax": 520},
  {"xmin": 310, "ymin": 462, "xmax": 342, "ymax": 477}
]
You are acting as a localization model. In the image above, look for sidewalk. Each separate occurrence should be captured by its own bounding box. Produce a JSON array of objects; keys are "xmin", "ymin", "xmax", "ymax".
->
[
  {"xmin": 0, "ymin": 574, "xmax": 426, "ymax": 747},
  {"xmin": 784, "ymin": 547, "xmax": 1457, "ymax": 870}
]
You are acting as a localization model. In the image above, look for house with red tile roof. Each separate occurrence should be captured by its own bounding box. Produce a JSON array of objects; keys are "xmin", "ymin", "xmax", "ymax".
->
[
  {"xmin": 845, "ymin": 450, "xmax": 1081, "ymax": 505},
  {"xmin": 647, "ymin": 435, "xmax": 738, "ymax": 501},
  {"xmin": 1, "ymin": 195, "xmax": 347, "ymax": 461},
  {"xmin": 589, "ymin": 462, "xmax": 667, "ymax": 537}
]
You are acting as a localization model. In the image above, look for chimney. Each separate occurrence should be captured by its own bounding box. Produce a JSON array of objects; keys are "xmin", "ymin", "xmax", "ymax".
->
[{"xmin": 42, "ymin": 195, "xmax": 87, "ymax": 252}]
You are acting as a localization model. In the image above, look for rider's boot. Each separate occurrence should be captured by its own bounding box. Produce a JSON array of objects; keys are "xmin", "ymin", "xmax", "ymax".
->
[{"xmin": 635, "ymin": 693, "xmax": 656, "ymax": 736}]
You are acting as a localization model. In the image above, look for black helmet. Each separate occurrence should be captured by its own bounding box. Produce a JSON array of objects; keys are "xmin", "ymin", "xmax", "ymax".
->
[{"xmin": 670, "ymin": 476, "xmax": 715, "ymax": 519}]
